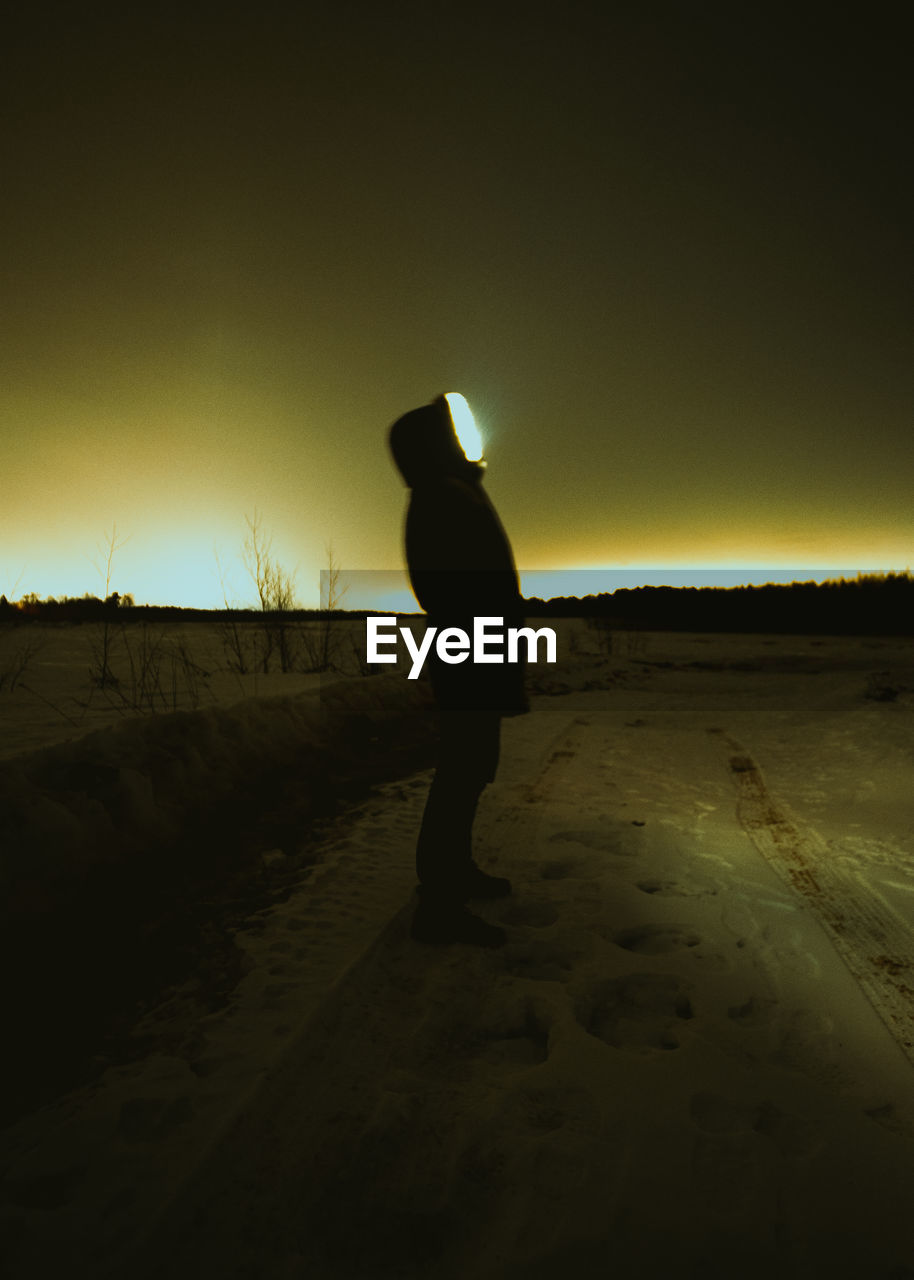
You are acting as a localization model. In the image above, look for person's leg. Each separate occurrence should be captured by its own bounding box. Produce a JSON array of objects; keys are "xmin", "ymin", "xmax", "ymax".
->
[
  {"xmin": 415, "ymin": 710, "xmax": 500, "ymax": 894},
  {"xmin": 415, "ymin": 774, "xmax": 484, "ymax": 896},
  {"xmin": 412, "ymin": 712, "xmax": 507, "ymax": 945}
]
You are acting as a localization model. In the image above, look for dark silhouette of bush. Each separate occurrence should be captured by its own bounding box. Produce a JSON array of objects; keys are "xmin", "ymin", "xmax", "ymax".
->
[{"xmin": 524, "ymin": 573, "xmax": 912, "ymax": 635}]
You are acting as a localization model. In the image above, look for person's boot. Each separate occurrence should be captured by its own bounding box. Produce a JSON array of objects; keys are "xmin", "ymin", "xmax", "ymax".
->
[{"xmin": 411, "ymin": 898, "xmax": 506, "ymax": 948}]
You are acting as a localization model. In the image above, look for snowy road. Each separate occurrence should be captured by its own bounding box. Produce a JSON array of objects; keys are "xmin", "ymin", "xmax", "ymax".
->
[{"xmin": 4, "ymin": 640, "xmax": 914, "ymax": 1278}]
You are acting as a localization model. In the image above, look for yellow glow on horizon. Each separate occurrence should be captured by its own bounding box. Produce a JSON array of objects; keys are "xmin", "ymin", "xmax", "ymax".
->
[{"xmin": 445, "ymin": 392, "xmax": 484, "ymax": 462}]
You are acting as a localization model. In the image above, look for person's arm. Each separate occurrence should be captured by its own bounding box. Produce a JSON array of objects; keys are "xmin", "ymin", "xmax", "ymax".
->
[{"xmin": 407, "ymin": 478, "xmax": 523, "ymax": 621}]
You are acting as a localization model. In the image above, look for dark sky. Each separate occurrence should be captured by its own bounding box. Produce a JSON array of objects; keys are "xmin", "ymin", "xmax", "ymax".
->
[{"xmin": 3, "ymin": 2, "xmax": 911, "ymax": 606}]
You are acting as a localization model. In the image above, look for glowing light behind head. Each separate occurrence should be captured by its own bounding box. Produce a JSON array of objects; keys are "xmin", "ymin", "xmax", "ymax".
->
[{"xmin": 444, "ymin": 392, "xmax": 483, "ymax": 461}]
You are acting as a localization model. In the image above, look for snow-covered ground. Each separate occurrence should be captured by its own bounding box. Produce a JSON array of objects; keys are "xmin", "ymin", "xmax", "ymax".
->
[
  {"xmin": 1, "ymin": 624, "xmax": 913, "ymax": 1278},
  {"xmin": 0, "ymin": 616, "xmax": 374, "ymax": 760}
]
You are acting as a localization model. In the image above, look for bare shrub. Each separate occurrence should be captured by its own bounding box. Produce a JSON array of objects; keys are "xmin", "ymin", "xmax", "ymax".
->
[
  {"xmin": 299, "ymin": 546, "xmax": 346, "ymax": 673},
  {"xmin": 166, "ymin": 638, "xmax": 210, "ymax": 710},
  {"xmin": 215, "ymin": 551, "xmax": 253, "ymax": 676},
  {"xmin": 586, "ymin": 615, "xmax": 614, "ymax": 657},
  {"xmin": 87, "ymin": 525, "xmax": 130, "ymax": 689},
  {"xmin": 243, "ymin": 511, "xmax": 298, "ymax": 673},
  {"xmin": 864, "ymin": 671, "xmax": 905, "ymax": 702},
  {"xmin": 85, "ymin": 622, "xmax": 212, "ymax": 717},
  {"xmin": 0, "ymin": 630, "xmax": 44, "ymax": 693}
]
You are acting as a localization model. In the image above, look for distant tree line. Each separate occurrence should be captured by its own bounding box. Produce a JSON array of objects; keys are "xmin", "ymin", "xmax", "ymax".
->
[
  {"xmin": 0, "ymin": 595, "xmax": 359, "ymax": 626},
  {"xmin": 0, "ymin": 592, "xmax": 136, "ymax": 623},
  {"xmin": 524, "ymin": 573, "xmax": 913, "ymax": 635},
  {"xmin": 3, "ymin": 573, "xmax": 911, "ymax": 635}
]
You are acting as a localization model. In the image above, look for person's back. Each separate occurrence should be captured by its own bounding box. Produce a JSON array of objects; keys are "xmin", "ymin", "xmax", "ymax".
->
[{"xmin": 389, "ymin": 394, "xmax": 527, "ymax": 945}]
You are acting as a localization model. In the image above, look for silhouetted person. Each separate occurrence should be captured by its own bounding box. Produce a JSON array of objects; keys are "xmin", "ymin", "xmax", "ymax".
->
[{"xmin": 389, "ymin": 393, "xmax": 528, "ymax": 947}]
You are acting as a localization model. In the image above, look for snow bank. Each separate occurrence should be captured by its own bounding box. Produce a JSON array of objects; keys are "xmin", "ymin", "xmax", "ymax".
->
[{"xmin": 0, "ymin": 675, "xmax": 435, "ymax": 927}]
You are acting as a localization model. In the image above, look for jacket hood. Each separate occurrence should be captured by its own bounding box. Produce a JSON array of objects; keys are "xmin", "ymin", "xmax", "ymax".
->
[{"xmin": 389, "ymin": 395, "xmax": 486, "ymax": 487}]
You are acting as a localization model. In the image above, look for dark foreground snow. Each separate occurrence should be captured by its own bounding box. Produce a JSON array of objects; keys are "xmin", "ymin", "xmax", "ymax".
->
[{"xmin": 2, "ymin": 629, "xmax": 914, "ymax": 1278}]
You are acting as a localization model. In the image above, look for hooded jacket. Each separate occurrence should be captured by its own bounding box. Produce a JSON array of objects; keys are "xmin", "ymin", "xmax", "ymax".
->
[{"xmin": 389, "ymin": 396, "xmax": 528, "ymax": 714}]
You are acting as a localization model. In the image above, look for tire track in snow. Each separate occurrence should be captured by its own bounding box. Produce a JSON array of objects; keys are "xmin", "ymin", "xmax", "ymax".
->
[{"xmin": 712, "ymin": 730, "xmax": 914, "ymax": 1063}]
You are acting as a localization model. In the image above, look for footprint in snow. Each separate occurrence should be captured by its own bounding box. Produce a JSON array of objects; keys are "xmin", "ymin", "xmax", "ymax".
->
[
  {"xmin": 610, "ymin": 923, "xmax": 702, "ymax": 954},
  {"xmin": 496, "ymin": 899, "xmax": 559, "ymax": 928},
  {"xmin": 548, "ymin": 829, "xmax": 635, "ymax": 857},
  {"xmin": 636, "ymin": 876, "xmax": 717, "ymax": 898},
  {"xmin": 573, "ymin": 972, "xmax": 694, "ymax": 1053}
]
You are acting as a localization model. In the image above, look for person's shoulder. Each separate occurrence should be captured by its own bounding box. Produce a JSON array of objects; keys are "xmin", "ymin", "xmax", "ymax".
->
[{"xmin": 412, "ymin": 476, "xmax": 485, "ymax": 509}]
